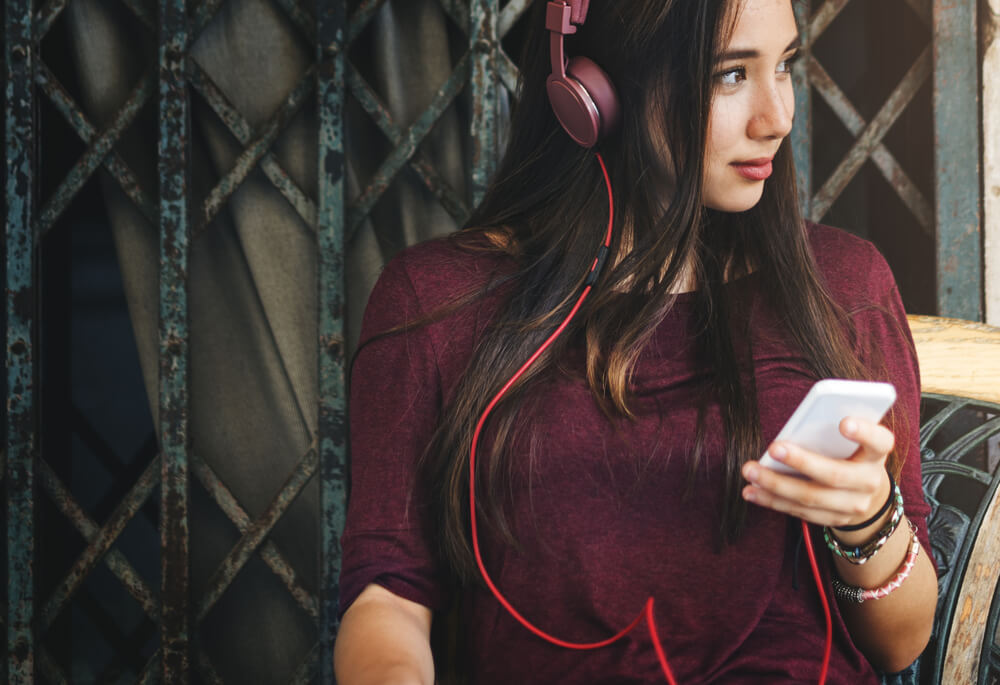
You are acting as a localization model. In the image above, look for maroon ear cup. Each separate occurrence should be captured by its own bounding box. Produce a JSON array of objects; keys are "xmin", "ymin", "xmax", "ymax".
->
[{"xmin": 545, "ymin": 2, "xmax": 621, "ymax": 148}]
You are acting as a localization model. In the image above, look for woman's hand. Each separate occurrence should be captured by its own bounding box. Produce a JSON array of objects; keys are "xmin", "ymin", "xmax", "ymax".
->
[{"xmin": 740, "ymin": 417, "xmax": 894, "ymax": 528}]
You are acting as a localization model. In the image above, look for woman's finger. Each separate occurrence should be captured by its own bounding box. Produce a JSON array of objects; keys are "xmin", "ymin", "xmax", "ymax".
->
[
  {"xmin": 742, "ymin": 459, "xmax": 875, "ymax": 516},
  {"xmin": 760, "ymin": 441, "xmax": 882, "ymax": 493},
  {"xmin": 741, "ymin": 483, "xmax": 862, "ymax": 528},
  {"xmin": 840, "ymin": 416, "xmax": 895, "ymax": 463}
]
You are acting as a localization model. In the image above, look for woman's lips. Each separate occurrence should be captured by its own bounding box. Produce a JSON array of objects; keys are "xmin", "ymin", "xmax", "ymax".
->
[{"xmin": 731, "ymin": 159, "xmax": 773, "ymax": 181}]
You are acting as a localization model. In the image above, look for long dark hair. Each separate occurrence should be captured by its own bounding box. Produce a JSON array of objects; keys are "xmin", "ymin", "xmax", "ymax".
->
[{"xmin": 416, "ymin": 0, "xmax": 891, "ymax": 584}]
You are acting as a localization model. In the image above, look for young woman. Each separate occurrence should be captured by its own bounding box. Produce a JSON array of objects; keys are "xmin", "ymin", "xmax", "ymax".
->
[{"xmin": 334, "ymin": 0, "xmax": 938, "ymax": 683}]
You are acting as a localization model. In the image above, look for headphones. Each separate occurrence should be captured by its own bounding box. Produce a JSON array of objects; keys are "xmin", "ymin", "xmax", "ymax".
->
[{"xmin": 545, "ymin": 0, "xmax": 621, "ymax": 147}]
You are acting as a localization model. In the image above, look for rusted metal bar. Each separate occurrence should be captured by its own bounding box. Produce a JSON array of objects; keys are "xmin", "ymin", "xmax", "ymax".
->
[
  {"xmin": 469, "ymin": 0, "xmax": 499, "ymax": 205},
  {"xmin": 933, "ymin": 0, "xmax": 981, "ymax": 320},
  {"xmin": 196, "ymin": 66, "xmax": 316, "ymax": 236},
  {"xmin": 35, "ymin": 454, "xmax": 159, "ymax": 630},
  {"xmin": 137, "ymin": 653, "xmax": 161, "ymax": 685},
  {"xmin": 498, "ymin": 0, "xmax": 531, "ymax": 37},
  {"xmin": 38, "ymin": 648, "xmax": 70, "ymax": 685},
  {"xmin": 497, "ymin": 48, "xmax": 519, "ymax": 96},
  {"xmin": 35, "ymin": 63, "xmax": 158, "ymax": 225},
  {"xmin": 193, "ymin": 644, "xmax": 225, "ymax": 685},
  {"xmin": 272, "ymin": 0, "xmax": 315, "ymax": 43},
  {"xmin": 33, "ymin": 0, "xmax": 67, "ymax": 39},
  {"xmin": 188, "ymin": 63, "xmax": 318, "ymax": 229},
  {"xmin": 37, "ymin": 459, "xmax": 160, "ymax": 622},
  {"xmin": 285, "ymin": 642, "xmax": 318, "ymax": 685},
  {"xmin": 347, "ymin": 54, "xmax": 471, "ymax": 239},
  {"xmin": 811, "ymin": 46, "xmax": 931, "ymax": 223},
  {"xmin": 791, "ymin": 0, "xmax": 812, "ymax": 216},
  {"xmin": 347, "ymin": 65, "xmax": 469, "ymax": 224},
  {"xmin": 116, "ymin": 0, "xmax": 156, "ymax": 29},
  {"xmin": 36, "ymin": 71, "xmax": 156, "ymax": 236},
  {"xmin": 192, "ymin": 450, "xmax": 319, "ymax": 620},
  {"xmin": 159, "ymin": 0, "xmax": 192, "ymax": 678},
  {"xmin": 190, "ymin": 451, "xmax": 318, "ymax": 617},
  {"xmin": 189, "ymin": 0, "xmax": 228, "ymax": 45},
  {"xmin": 5, "ymin": 0, "xmax": 37, "ymax": 677},
  {"xmin": 806, "ymin": 57, "xmax": 934, "ymax": 234},
  {"xmin": 347, "ymin": 0, "xmax": 390, "ymax": 43},
  {"xmin": 807, "ymin": 0, "xmax": 849, "ymax": 42},
  {"xmin": 317, "ymin": 0, "xmax": 346, "ymax": 679}
]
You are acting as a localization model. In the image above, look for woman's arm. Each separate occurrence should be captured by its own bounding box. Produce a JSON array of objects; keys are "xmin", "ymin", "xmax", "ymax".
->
[
  {"xmin": 830, "ymin": 504, "xmax": 937, "ymax": 673},
  {"xmin": 334, "ymin": 584, "xmax": 435, "ymax": 685},
  {"xmin": 741, "ymin": 417, "xmax": 937, "ymax": 673}
]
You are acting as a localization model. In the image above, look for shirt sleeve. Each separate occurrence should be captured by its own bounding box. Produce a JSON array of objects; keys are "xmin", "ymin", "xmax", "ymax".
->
[
  {"xmin": 849, "ymin": 245, "xmax": 933, "ymax": 562},
  {"xmin": 338, "ymin": 256, "xmax": 450, "ymax": 617}
]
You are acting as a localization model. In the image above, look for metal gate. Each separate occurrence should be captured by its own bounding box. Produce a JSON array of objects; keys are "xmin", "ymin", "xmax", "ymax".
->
[{"xmin": 2, "ymin": 0, "xmax": 993, "ymax": 683}]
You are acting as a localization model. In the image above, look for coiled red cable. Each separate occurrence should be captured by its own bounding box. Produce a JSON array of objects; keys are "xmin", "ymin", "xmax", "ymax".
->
[{"xmin": 468, "ymin": 152, "xmax": 831, "ymax": 685}]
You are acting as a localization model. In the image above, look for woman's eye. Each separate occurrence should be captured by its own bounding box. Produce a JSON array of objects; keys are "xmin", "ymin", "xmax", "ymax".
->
[
  {"xmin": 777, "ymin": 50, "xmax": 802, "ymax": 75},
  {"xmin": 716, "ymin": 66, "xmax": 746, "ymax": 86}
]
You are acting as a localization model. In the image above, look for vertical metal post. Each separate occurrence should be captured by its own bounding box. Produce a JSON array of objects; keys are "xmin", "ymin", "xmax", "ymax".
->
[
  {"xmin": 984, "ymin": 0, "xmax": 1000, "ymax": 326},
  {"xmin": 158, "ymin": 0, "xmax": 191, "ymax": 678},
  {"xmin": 470, "ymin": 0, "xmax": 499, "ymax": 206},
  {"xmin": 791, "ymin": 0, "xmax": 812, "ymax": 218},
  {"xmin": 932, "ymin": 0, "xmax": 982, "ymax": 320},
  {"xmin": 317, "ymin": 0, "xmax": 346, "ymax": 681},
  {"xmin": 5, "ymin": 0, "xmax": 36, "ymax": 678}
]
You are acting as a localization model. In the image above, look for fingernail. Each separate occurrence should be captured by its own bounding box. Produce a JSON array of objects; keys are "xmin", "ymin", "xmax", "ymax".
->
[
  {"xmin": 744, "ymin": 464, "xmax": 759, "ymax": 481},
  {"xmin": 769, "ymin": 445, "xmax": 787, "ymax": 461},
  {"xmin": 844, "ymin": 420, "xmax": 858, "ymax": 435},
  {"xmin": 744, "ymin": 488, "xmax": 757, "ymax": 502}
]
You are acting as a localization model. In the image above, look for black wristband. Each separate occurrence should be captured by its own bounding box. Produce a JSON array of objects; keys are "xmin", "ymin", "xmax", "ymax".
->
[{"xmin": 834, "ymin": 472, "xmax": 896, "ymax": 532}]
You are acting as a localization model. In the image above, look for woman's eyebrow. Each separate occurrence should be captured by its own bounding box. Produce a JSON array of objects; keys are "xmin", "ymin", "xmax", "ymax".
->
[{"xmin": 716, "ymin": 36, "xmax": 801, "ymax": 62}]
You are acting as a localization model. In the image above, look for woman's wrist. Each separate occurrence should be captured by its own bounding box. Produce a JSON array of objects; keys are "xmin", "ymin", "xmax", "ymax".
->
[{"xmin": 829, "ymin": 469, "xmax": 895, "ymax": 546}]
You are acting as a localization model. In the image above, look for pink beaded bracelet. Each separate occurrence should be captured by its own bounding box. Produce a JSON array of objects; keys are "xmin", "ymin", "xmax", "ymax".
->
[{"xmin": 832, "ymin": 520, "xmax": 920, "ymax": 603}]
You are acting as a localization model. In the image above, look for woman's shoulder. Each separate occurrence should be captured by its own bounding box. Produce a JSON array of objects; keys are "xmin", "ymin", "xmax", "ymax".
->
[
  {"xmin": 376, "ymin": 231, "xmax": 516, "ymax": 311},
  {"xmin": 360, "ymin": 231, "xmax": 516, "ymax": 347},
  {"xmin": 804, "ymin": 221, "xmax": 897, "ymax": 303}
]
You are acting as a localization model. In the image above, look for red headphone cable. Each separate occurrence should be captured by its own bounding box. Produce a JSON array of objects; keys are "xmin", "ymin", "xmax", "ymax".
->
[{"xmin": 468, "ymin": 152, "xmax": 831, "ymax": 685}]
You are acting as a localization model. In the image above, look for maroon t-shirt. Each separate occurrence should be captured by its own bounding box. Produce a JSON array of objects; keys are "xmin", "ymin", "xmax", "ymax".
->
[{"xmin": 340, "ymin": 223, "xmax": 931, "ymax": 684}]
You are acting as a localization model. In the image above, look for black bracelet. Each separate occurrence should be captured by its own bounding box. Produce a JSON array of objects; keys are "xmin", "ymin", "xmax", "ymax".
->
[{"xmin": 834, "ymin": 472, "xmax": 896, "ymax": 532}]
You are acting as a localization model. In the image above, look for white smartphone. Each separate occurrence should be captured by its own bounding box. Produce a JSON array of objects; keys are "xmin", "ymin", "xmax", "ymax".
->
[{"xmin": 759, "ymin": 379, "xmax": 897, "ymax": 475}]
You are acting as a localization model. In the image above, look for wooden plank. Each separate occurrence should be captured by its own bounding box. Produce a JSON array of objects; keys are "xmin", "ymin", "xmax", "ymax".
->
[
  {"xmin": 941, "ymin": 479, "xmax": 1000, "ymax": 683},
  {"xmin": 985, "ymin": 0, "xmax": 1000, "ymax": 325},
  {"xmin": 907, "ymin": 315, "xmax": 1000, "ymax": 404}
]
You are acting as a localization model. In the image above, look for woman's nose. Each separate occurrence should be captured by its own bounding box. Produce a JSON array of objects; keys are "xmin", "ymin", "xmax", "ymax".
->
[{"xmin": 748, "ymin": 82, "xmax": 794, "ymax": 140}]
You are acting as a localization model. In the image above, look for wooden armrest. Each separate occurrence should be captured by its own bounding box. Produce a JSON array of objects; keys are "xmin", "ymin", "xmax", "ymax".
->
[{"xmin": 907, "ymin": 315, "xmax": 1000, "ymax": 404}]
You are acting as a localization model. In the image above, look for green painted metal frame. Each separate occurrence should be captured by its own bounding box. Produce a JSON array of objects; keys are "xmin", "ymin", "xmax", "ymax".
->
[
  {"xmin": 157, "ymin": 0, "xmax": 192, "ymax": 678},
  {"xmin": 5, "ymin": 0, "xmax": 37, "ymax": 679},
  {"xmin": 792, "ymin": 0, "xmax": 982, "ymax": 318},
  {"xmin": 3, "ymin": 0, "xmax": 993, "ymax": 683}
]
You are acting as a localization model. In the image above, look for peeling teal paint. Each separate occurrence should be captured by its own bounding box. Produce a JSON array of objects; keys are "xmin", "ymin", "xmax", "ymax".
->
[
  {"xmin": 5, "ymin": 0, "xmax": 36, "ymax": 679},
  {"xmin": 158, "ymin": 0, "xmax": 191, "ymax": 680},
  {"xmin": 317, "ymin": 2, "xmax": 346, "ymax": 683},
  {"xmin": 933, "ymin": 0, "xmax": 982, "ymax": 320},
  {"xmin": 470, "ymin": 0, "xmax": 499, "ymax": 206}
]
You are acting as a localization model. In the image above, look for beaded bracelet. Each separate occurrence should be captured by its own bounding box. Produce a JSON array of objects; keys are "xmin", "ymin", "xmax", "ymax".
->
[
  {"xmin": 823, "ymin": 480, "xmax": 904, "ymax": 565},
  {"xmin": 832, "ymin": 520, "xmax": 920, "ymax": 603}
]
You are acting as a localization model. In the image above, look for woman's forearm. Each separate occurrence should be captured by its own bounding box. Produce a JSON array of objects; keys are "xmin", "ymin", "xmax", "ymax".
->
[
  {"xmin": 334, "ymin": 584, "xmax": 435, "ymax": 685},
  {"xmin": 833, "ymin": 516, "xmax": 938, "ymax": 674}
]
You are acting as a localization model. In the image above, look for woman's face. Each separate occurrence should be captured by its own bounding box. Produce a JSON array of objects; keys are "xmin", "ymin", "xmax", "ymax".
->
[{"xmin": 703, "ymin": 0, "xmax": 798, "ymax": 212}]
